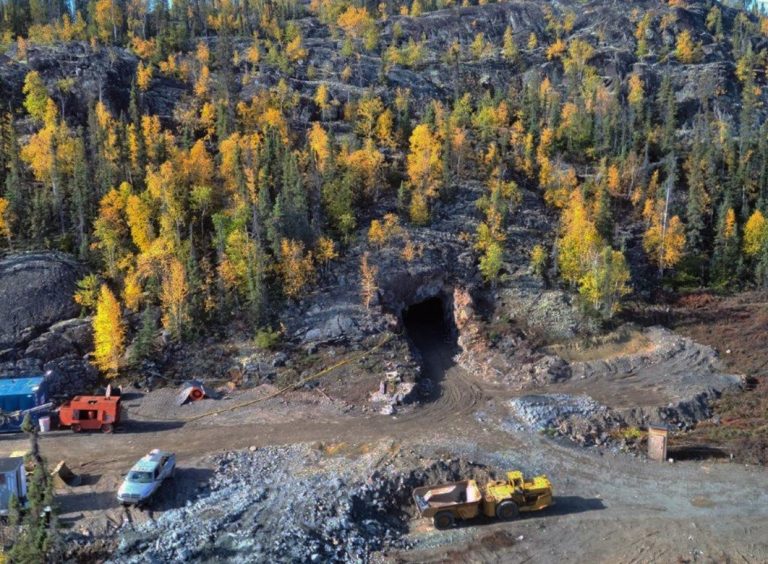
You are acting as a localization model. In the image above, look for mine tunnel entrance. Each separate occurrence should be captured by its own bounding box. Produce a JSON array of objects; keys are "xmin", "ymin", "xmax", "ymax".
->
[{"xmin": 402, "ymin": 296, "xmax": 459, "ymax": 400}]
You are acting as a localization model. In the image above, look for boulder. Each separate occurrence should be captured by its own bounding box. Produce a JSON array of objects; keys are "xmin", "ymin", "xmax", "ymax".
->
[
  {"xmin": 48, "ymin": 318, "xmax": 93, "ymax": 353},
  {"xmin": 304, "ymin": 313, "xmax": 363, "ymax": 343},
  {"xmin": 43, "ymin": 357, "xmax": 99, "ymax": 398},
  {"xmin": 25, "ymin": 332, "xmax": 78, "ymax": 363},
  {"xmin": 0, "ymin": 252, "xmax": 84, "ymax": 349}
]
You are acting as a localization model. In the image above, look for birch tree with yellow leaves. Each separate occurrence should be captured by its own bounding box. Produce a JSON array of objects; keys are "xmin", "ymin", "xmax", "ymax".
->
[
  {"xmin": 557, "ymin": 191, "xmax": 631, "ymax": 317},
  {"xmin": 642, "ymin": 198, "xmax": 686, "ymax": 276}
]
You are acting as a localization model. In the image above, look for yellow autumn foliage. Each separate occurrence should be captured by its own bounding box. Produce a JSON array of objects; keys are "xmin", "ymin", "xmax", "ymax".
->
[
  {"xmin": 743, "ymin": 210, "xmax": 767, "ymax": 257},
  {"xmin": 93, "ymin": 284, "xmax": 125, "ymax": 375},
  {"xmin": 642, "ymin": 199, "xmax": 686, "ymax": 272},
  {"xmin": 557, "ymin": 190, "xmax": 603, "ymax": 284}
]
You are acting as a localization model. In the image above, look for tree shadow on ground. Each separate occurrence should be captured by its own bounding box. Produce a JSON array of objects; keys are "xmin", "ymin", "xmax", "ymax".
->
[
  {"xmin": 57, "ymin": 491, "xmax": 120, "ymax": 515},
  {"xmin": 119, "ymin": 419, "xmax": 186, "ymax": 433}
]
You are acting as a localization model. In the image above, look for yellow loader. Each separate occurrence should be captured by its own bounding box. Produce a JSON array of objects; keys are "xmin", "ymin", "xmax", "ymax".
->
[{"xmin": 412, "ymin": 471, "xmax": 553, "ymax": 529}]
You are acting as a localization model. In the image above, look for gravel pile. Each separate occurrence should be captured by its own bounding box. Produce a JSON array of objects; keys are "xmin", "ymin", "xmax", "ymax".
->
[
  {"xmin": 506, "ymin": 394, "xmax": 627, "ymax": 447},
  {"xmin": 508, "ymin": 394, "xmax": 607, "ymax": 431},
  {"xmin": 112, "ymin": 444, "xmax": 492, "ymax": 563}
]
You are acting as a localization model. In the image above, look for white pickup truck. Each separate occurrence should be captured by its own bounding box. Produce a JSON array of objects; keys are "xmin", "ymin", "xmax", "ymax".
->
[{"xmin": 117, "ymin": 449, "xmax": 176, "ymax": 506}]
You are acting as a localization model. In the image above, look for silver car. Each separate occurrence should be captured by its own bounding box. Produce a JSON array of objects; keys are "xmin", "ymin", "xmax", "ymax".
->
[{"xmin": 117, "ymin": 449, "xmax": 176, "ymax": 506}]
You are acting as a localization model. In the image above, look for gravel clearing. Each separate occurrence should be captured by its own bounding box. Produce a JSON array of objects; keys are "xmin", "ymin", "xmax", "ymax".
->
[
  {"xmin": 118, "ymin": 384, "xmax": 343, "ymax": 429},
  {"xmin": 123, "ymin": 386, "xmax": 273, "ymax": 420},
  {"xmin": 562, "ymin": 326, "xmax": 744, "ymax": 408}
]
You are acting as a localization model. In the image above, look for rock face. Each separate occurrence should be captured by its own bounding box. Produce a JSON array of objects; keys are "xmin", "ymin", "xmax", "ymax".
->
[
  {"xmin": 43, "ymin": 356, "xmax": 99, "ymax": 398},
  {"xmin": 508, "ymin": 394, "xmax": 608, "ymax": 432},
  {"xmin": 0, "ymin": 252, "xmax": 84, "ymax": 349},
  {"xmin": 1, "ymin": 43, "xmax": 137, "ymax": 122},
  {"xmin": 1, "ymin": 42, "xmax": 188, "ymax": 124}
]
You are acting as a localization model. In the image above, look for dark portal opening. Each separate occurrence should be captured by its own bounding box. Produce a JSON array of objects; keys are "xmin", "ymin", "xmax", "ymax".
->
[{"xmin": 402, "ymin": 296, "xmax": 458, "ymax": 400}]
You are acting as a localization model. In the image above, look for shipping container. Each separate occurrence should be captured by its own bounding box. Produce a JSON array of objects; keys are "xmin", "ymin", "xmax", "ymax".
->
[{"xmin": 0, "ymin": 376, "xmax": 48, "ymax": 433}]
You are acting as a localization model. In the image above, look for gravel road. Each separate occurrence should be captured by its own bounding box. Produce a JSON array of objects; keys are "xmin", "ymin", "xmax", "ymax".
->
[{"xmin": 0, "ymin": 331, "xmax": 765, "ymax": 562}]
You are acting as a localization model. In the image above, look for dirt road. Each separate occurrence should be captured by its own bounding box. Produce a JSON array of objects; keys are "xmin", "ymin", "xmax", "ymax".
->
[{"xmin": 2, "ymin": 329, "xmax": 767, "ymax": 563}]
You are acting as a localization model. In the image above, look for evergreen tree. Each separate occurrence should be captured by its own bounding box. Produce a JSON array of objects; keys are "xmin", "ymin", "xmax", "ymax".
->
[
  {"xmin": 594, "ymin": 185, "xmax": 614, "ymax": 240},
  {"xmin": 711, "ymin": 201, "xmax": 740, "ymax": 287},
  {"xmin": 738, "ymin": 56, "xmax": 760, "ymax": 213},
  {"xmin": 130, "ymin": 307, "xmax": 157, "ymax": 364},
  {"xmin": 322, "ymin": 171, "xmax": 356, "ymax": 242},
  {"xmin": 70, "ymin": 133, "xmax": 91, "ymax": 259},
  {"xmin": 8, "ymin": 414, "xmax": 60, "ymax": 563},
  {"xmin": 128, "ymin": 84, "xmax": 147, "ymax": 186},
  {"xmin": 684, "ymin": 133, "xmax": 710, "ymax": 252},
  {"xmin": 279, "ymin": 151, "xmax": 310, "ymax": 243},
  {"xmin": 245, "ymin": 236, "xmax": 268, "ymax": 322},
  {"xmin": 4, "ymin": 123, "xmax": 24, "ymax": 241},
  {"xmin": 658, "ymin": 73, "xmax": 676, "ymax": 154}
]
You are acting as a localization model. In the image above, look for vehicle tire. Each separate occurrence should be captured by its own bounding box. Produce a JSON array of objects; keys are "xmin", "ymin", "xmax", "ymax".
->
[
  {"xmin": 495, "ymin": 501, "xmax": 519, "ymax": 521},
  {"xmin": 71, "ymin": 424, "xmax": 82, "ymax": 433},
  {"xmin": 433, "ymin": 511, "xmax": 455, "ymax": 530},
  {"xmin": 101, "ymin": 424, "xmax": 113, "ymax": 433}
]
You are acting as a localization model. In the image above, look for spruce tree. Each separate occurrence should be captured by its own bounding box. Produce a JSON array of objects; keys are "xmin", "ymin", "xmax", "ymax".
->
[
  {"xmin": 711, "ymin": 201, "xmax": 739, "ymax": 287},
  {"xmin": 131, "ymin": 307, "xmax": 158, "ymax": 364},
  {"xmin": 70, "ymin": 133, "xmax": 90, "ymax": 259},
  {"xmin": 658, "ymin": 73, "xmax": 676, "ymax": 154},
  {"xmin": 9, "ymin": 414, "xmax": 59, "ymax": 563},
  {"xmin": 280, "ymin": 151, "xmax": 310, "ymax": 243}
]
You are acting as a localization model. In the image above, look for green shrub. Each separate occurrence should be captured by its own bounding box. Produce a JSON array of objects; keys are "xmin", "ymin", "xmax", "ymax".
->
[{"xmin": 254, "ymin": 328, "xmax": 281, "ymax": 350}]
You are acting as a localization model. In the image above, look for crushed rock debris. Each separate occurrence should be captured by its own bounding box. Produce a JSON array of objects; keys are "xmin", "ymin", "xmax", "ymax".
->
[
  {"xmin": 111, "ymin": 444, "xmax": 493, "ymax": 563},
  {"xmin": 507, "ymin": 394, "xmax": 606, "ymax": 432}
]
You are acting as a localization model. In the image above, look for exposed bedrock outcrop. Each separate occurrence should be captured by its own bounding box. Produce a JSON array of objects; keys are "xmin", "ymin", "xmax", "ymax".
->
[{"xmin": 0, "ymin": 252, "xmax": 84, "ymax": 349}]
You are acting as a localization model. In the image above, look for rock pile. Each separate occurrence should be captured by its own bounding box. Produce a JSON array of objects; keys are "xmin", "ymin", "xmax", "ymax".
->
[
  {"xmin": 507, "ymin": 394, "xmax": 626, "ymax": 447},
  {"xmin": 113, "ymin": 445, "xmax": 406, "ymax": 563},
  {"xmin": 508, "ymin": 394, "xmax": 607, "ymax": 432},
  {"xmin": 112, "ymin": 445, "xmax": 494, "ymax": 563}
]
